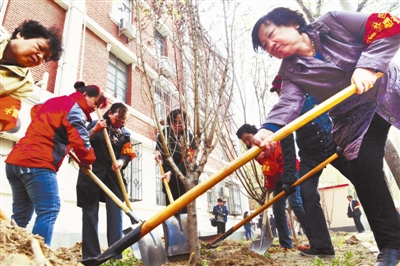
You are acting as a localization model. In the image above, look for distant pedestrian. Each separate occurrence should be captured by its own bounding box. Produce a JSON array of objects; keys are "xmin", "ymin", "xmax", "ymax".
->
[
  {"xmin": 243, "ymin": 211, "xmax": 253, "ymax": 240},
  {"xmin": 258, "ymin": 214, "xmax": 263, "ymax": 230},
  {"xmin": 213, "ymin": 198, "xmax": 228, "ymax": 234},
  {"xmin": 347, "ymin": 195, "xmax": 365, "ymax": 233}
]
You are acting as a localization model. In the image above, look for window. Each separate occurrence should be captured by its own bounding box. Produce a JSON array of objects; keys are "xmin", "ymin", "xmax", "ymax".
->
[
  {"xmin": 155, "ymin": 31, "xmax": 165, "ymax": 56},
  {"xmin": 207, "ymin": 190, "xmax": 213, "ymax": 212},
  {"xmin": 0, "ymin": 0, "xmax": 8, "ymax": 24},
  {"xmin": 107, "ymin": 53, "xmax": 127, "ymax": 102},
  {"xmin": 112, "ymin": 0, "xmax": 132, "ymax": 22},
  {"xmin": 228, "ymin": 186, "xmax": 242, "ymax": 216},
  {"xmin": 155, "ymin": 162, "xmax": 166, "ymax": 206},
  {"xmin": 154, "ymin": 84, "xmax": 177, "ymax": 121},
  {"xmin": 125, "ymin": 141, "xmax": 143, "ymax": 202},
  {"xmin": 154, "ymin": 85, "xmax": 166, "ymax": 120}
]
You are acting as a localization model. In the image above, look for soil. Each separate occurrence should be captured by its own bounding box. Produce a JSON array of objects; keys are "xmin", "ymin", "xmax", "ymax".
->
[{"xmin": 0, "ymin": 219, "xmax": 391, "ymax": 266}]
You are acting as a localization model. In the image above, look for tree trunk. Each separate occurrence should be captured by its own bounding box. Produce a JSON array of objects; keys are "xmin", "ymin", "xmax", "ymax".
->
[
  {"xmin": 384, "ymin": 139, "xmax": 400, "ymax": 190},
  {"xmin": 187, "ymin": 200, "xmax": 200, "ymax": 264}
]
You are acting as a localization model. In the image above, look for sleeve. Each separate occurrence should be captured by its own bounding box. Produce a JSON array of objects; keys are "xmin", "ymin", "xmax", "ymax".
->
[
  {"xmin": 224, "ymin": 206, "xmax": 229, "ymax": 216},
  {"xmin": 0, "ymin": 95, "xmax": 21, "ymax": 131},
  {"xmin": 280, "ymin": 133, "xmax": 298, "ymax": 184},
  {"xmin": 65, "ymin": 106, "xmax": 96, "ymax": 165},
  {"xmin": 0, "ymin": 66, "xmax": 34, "ymax": 101},
  {"xmin": 261, "ymin": 78, "xmax": 305, "ymax": 129},
  {"xmin": 212, "ymin": 206, "xmax": 217, "ymax": 215},
  {"xmin": 322, "ymin": 11, "xmax": 400, "ymax": 73},
  {"xmin": 120, "ymin": 129, "xmax": 136, "ymax": 162}
]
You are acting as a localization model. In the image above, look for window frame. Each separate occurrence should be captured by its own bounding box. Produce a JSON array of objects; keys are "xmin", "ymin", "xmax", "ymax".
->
[{"xmin": 107, "ymin": 53, "xmax": 128, "ymax": 103}]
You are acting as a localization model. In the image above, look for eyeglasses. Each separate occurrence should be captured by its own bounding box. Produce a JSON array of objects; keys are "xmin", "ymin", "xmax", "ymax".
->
[
  {"xmin": 111, "ymin": 113, "xmax": 127, "ymax": 123},
  {"xmin": 172, "ymin": 120, "xmax": 184, "ymax": 125}
]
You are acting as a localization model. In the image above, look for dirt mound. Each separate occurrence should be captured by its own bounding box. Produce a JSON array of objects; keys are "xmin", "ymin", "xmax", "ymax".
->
[
  {"xmin": 198, "ymin": 239, "xmax": 276, "ymax": 266},
  {"xmin": 0, "ymin": 219, "xmax": 82, "ymax": 265}
]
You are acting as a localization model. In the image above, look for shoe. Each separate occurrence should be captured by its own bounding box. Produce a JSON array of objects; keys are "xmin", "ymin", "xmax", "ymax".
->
[
  {"xmin": 374, "ymin": 248, "xmax": 400, "ymax": 266},
  {"xmin": 297, "ymin": 245, "xmax": 310, "ymax": 251},
  {"xmin": 357, "ymin": 231, "xmax": 365, "ymax": 234},
  {"xmin": 300, "ymin": 246, "xmax": 335, "ymax": 258}
]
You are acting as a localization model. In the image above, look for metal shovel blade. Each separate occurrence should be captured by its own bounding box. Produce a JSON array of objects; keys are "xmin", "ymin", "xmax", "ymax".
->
[
  {"xmin": 123, "ymin": 225, "xmax": 168, "ymax": 266},
  {"xmin": 162, "ymin": 213, "xmax": 190, "ymax": 256},
  {"xmin": 198, "ymin": 234, "xmax": 220, "ymax": 243},
  {"xmin": 249, "ymin": 236, "xmax": 274, "ymax": 255}
]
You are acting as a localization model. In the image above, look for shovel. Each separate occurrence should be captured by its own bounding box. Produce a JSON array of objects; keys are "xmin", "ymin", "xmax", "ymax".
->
[
  {"xmin": 207, "ymin": 153, "xmax": 338, "ymax": 252},
  {"xmin": 69, "ymin": 152, "xmax": 140, "ymax": 224},
  {"xmin": 249, "ymin": 192, "xmax": 274, "ymax": 254},
  {"xmin": 79, "ymin": 80, "xmax": 372, "ymax": 266},
  {"xmin": 69, "ymin": 152, "xmax": 168, "ymax": 266},
  {"xmin": 158, "ymin": 161, "xmax": 190, "ymax": 256}
]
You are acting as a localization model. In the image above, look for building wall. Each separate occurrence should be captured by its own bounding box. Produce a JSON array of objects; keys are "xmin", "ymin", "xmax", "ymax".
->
[
  {"xmin": 319, "ymin": 184, "xmax": 370, "ymax": 232},
  {"xmin": 0, "ymin": 0, "xmax": 248, "ymax": 249}
]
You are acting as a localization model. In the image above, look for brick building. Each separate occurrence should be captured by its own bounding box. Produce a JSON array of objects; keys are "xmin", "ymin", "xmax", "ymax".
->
[{"xmin": 0, "ymin": 0, "xmax": 249, "ymax": 248}]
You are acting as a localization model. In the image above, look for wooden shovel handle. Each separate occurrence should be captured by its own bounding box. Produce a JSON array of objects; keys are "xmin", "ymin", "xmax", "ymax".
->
[
  {"xmin": 69, "ymin": 152, "xmax": 131, "ymax": 214},
  {"xmin": 158, "ymin": 161, "xmax": 175, "ymax": 204},
  {"xmin": 96, "ymin": 108, "xmax": 132, "ymax": 210}
]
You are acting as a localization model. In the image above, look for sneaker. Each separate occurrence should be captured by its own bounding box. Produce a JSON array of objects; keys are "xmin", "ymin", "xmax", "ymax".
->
[{"xmin": 300, "ymin": 246, "xmax": 335, "ymax": 258}]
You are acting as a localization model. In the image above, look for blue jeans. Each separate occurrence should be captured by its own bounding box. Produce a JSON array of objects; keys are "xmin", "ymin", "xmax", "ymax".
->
[
  {"xmin": 6, "ymin": 163, "xmax": 60, "ymax": 245},
  {"xmin": 244, "ymin": 225, "xmax": 252, "ymax": 240},
  {"xmin": 82, "ymin": 194, "xmax": 123, "ymax": 259}
]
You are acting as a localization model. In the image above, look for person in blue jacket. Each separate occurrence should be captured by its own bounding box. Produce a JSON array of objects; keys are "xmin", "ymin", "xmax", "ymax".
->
[{"xmin": 213, "ymin": 198, "xmax": 229, "ymax": 234}]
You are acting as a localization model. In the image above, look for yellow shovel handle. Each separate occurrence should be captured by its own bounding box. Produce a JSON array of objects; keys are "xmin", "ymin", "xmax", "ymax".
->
[{"xmin": 158, "ymin": 161, "xmax": 175, "ymax": 204}]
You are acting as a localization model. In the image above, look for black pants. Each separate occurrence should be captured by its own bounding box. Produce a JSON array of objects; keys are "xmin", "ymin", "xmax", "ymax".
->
[
  {"xmin": 353, "ymin": 215, "xmax": 365, "ymax": 233},
  {"xmin": 217, "ymin": 221, "xmax": 226, "ymax": 234},
  {"xmin": 300, "ymin": 148, "xmax": 353, "ymax": 249},
  {"xmin": 348, "ymin": 114, "xmax": 400, "ymax": 250}
]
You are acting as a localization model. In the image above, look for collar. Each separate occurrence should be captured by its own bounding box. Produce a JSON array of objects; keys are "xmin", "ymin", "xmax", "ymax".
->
[{"xmin": 68, "ymin": 92, "xmax": 93, "ymax": 122}]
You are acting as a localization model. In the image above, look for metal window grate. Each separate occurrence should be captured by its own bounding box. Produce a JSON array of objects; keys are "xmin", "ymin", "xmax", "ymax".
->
[
  {"xmin": 126, "ymin": 141, "xmax": 142, "ymax": 202},
  {"xmin": 155, "ymin": 162, "xmax": 166, "ymax": 206}
]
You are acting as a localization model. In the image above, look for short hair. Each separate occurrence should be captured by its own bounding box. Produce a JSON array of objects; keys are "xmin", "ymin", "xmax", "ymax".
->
[
  {"xmin": 236, "ymin": 124, "xmax": 258, "ymax": 139},
  {"xmin": 11, "ymin": 20, "xmax": 63, "ymax": 61},
  {"xmin": 347, "ymin": 195, "xmax": 353, "ymax": 198},
  {"xmin": 166, "ymin": 109, "xmax": 187, "ymax": 126},
  {"xmin": 103, "ymin": 102, "xmax": 127, "ymax": 123},
  {"xmin": 74, "ymin": 81, "xmax": 107, "ymax": 108},
  {"xmin": 252, "ymin": 7, "xmax": 307, "ymax": 53}
]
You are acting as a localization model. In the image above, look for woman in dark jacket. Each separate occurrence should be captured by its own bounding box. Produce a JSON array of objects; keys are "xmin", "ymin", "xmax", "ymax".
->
[
  {"xmin": 76, "ymin": 102, "xmax": 136, "ymax": 260},
  {"xmin": 154, "ymin": 109, "xmax": 194, "ymax": 214}
]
